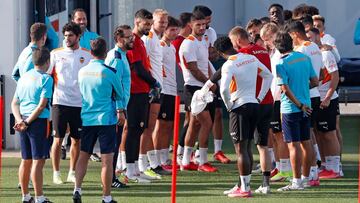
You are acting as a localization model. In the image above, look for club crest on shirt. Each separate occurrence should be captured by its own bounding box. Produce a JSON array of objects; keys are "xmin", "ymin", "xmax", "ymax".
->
[
  {"xmin": 162, "ymin": 113, "xmax": 167, "ymax": 118},
  {"xmin": 80, "ymin": 57, "xmax": 85, "ymax": 64},
  {"xmin": 140, "ymin": 122, "xmax": 144, "ymax": 127}
]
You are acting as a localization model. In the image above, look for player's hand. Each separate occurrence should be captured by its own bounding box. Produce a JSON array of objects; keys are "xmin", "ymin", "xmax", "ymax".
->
[
  {"xmin": 301, "ymin": 104, "xmax": 312, "ymax": 116},
  {"xmin": 210, "ymin": 83, "xmax": 217, "ymax": 93},
  {"xmin": 13, "ymin": 121, "xmax": 28, "ymax": 132},
  {"xmin": 320, "ymin": 98, "xmax": 330, "ymax": 109},
  {"xmin": 117, "ymin": 111, "xmax": 125, "ymax": 126}
]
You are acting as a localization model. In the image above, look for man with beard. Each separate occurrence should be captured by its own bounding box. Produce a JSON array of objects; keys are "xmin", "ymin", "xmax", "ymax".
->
[
  {"xmin": 179, "ymin": 11, "xmax": 217, "ymax": 172},
  {"xmin": 123, "ymin": 9, "xmax": 161, "ymax": 183},
  {"xmin": 49, "ymin": 22, "xmax": 92, "ymax": 185},
  {"xmin": 105, "ymin": 25, "xmax": 133, "ymax": 188}
]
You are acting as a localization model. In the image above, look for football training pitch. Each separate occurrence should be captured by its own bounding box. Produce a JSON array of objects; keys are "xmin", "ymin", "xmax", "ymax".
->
[{"xmin": 1, "ymin": 116, "xmax": 358, "ymax": 203}]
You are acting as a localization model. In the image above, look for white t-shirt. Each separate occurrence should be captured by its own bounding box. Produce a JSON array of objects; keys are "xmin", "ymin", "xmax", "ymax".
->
[
  {"xmin": 270, "ymin": 49, "xmax": 282, "ymax": 101},
  {"xmin": 204, "ymin": 27, "xmax": 217, "ymax": 48},
  {"xmin": 320, "ymin": 33, "xmax": 341, "ymax": 62},
  {"xmin": 295, "ymin": 41, "xmax": 324, "ymax": 98},
  {"xmin": 220, "ymin": 53, "xmax": 273, "ymax": 110},
  {"xmin": 179, "ymin": 34, "xmax": 210, "ymax": 87},
  {"xmin": 319, "ymin": 50, "xmax": 339, "ymax": 100},
  {"xmin": 160, "ymin": 40, "xmax": 177, "ymax": 96},
  {"xmin": 48, "ymin": 47, "xmax": 92, "ymax": 107},
  {"xmin": 142, "ymin": 29, "xmax": 163, "ymax": 87}
]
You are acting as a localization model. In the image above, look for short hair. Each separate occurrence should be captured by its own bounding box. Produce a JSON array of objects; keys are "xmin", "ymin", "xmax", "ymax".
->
[
  {"xmin": 135, "ymin": 9, "xmax": 153, "ymax": 20},
  {"xmin": 308, "ymin": 6, "xmax": 320, "ymax": 16},
  {"xmin": 286, "ymin": 20, "xmax": 306, "ymax": 35},
  {"xmin": 301, "ymin": 15, "xmax": 314, "ymax": 26},
  {"xmin": 113, "ymin": 25, "xmax": 131, "ymax": 41},
  {"xmin": 292, "ymin": 4, "xmax": 319, "ymax": 20},
  {"xmin": 193, "ymin": 5, "xmax": 212, "ymax": 17},
  {"xmin": 167, "ymin": 16, "xmax": 181, "ymax": 28},
  {"xmin": 62, "ymin": 22, "xmax": 82, "ymax": 36},
  {"xmin": 71, "ymin": 8, "xmax": 86, "ymax": 20},
  {"xmin": 260, "ymin": 17, "xmax": 271, "ymax": 24},
  {"xmin": 153, "ymin": 9, "xmax": 168, "ymax": 18},
  {"xmin": 308, "ymin": 27, "xmax": 320, "ymax": 35},
  {"xmin": 191, "ymin": 11, "xmax": 205, "ymax": 22},
  {"xmin": 260, "ymin": 22, "xmax": 279, "ymax": 36},
  {"xmin": 283, "ymin": 10, "xmax": 293, "ymax": 21},
  {"xmin": 32, "ymin": 47, "xmax": 50, "ymax": 66},
  {"xmin": 229, "ymin": 26, "xmax": 249, "ymax": 40},
  {"xmin": 179, "ymin": 12, "xmax": 192, "ymax": 28},
  {"xmin": 246, "ymin": 18, "xmax": 262, "ymax": 30},
  {"xmin": 274, "ymin": 31, "xmax": 293, "ymax": 53},
  {"xmin": 214, "ymin": 36, "xmax": 233, "ymax": 53},
  {"xmin": 253, "ymin": 34, "xmax": 262, "ymax": 44},
  {"xmin": 268, "ymin": 3, "xmax": 283, "ymax": 11},
  {"xmin": 30, "ymin": 23, "xmax": 47, "ymax": 41},
  {"xmin": 90, "ymin": 37, "xmax": 107, "ymax": 58},
  {"xmin": 312, "ymin": 15, "xmax": 325, "ymax": 24}
]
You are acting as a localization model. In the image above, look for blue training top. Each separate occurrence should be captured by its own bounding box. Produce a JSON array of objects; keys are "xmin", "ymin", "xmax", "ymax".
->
[{"xmin": 12, "ymin": 43, "xmax": 37, "ymax": 82}]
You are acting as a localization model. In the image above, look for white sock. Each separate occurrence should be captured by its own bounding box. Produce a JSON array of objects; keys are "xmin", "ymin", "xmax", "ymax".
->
[
  {"xmin": 194, "ymin": 149, "xmax": 200, "ymax": 158},
  {"xmin": 22, "ymin": 193, "xmax": 32, "ymax": 201},
  {"xmin": 134, "ymin": 160, "xmax": 140, "ymax": 175},
  {"xmin": 53, "ymin": 171, "xmax": 61, "ymax": 177},
  {"xmin": 160, "ymin": 148, "xmax": 169, "ymax": 165},
  {"xmin": 182, "ymin": 146, "xmax": 193, "ymax": 165},
  {"xmin": 177, "ymin": 145, "xmax": 184, "ymax": 155},
  {"xmin": 310, "ymin": 166, "xmax": 318, "ymax": 180},
  {"xmin": 214, "ymin": 139, "xmax": 222, "ymax": 153},
  {"xmin": 138, "ymin": 154, "xmax": 148, "ymax": 172},
  {"xmin": 313, "ymin": 144, "xmax": 321, "ymax": 161},
  {"xmin": 269, "ymin": 148, "xmax": 275, "ymax": 163},
  {"xmin": 68, "ymin": 170, "xmax": 75, "ymax": 176},
  {"xmin": 147, "ymin": 150, "xmax": 160, "ymax": 169},
  {"xmin": 199, "ymin": 148, "xmax": 208, "ymax": 165},
  {"xmin": 154, "ymin": 149, "xmax": 162, "ymax": 165},
  {"xmin": 292, "ymin": 178, "xmax": 302, "ymax": 186},
  {"xmin": 332, "ymin": 156, "xmax": 340, "ymax": 173},
  {"xmin": 35, "ymin": 195, "xmax": 45, "ymax": 203},
  {"xmin": 73, "ymin": 187, "xmax": 82, "ymax": 195},
  {"xmin": 103, "ymin": 195, "xmax": 112, "ymax": 203},
  {"xmin": 279, "ymin": 159, "xmax": 291, "ymax": 173},
  {"xmin": 126, "ymin": 163, "xmax": 135, "ymax": 177},
  {"xmin": 121, "ymin": 151, "xmax": 126, "ymax": 170},
  {"xmin": 301, "ymin": 175, "xmax": 309, "ymax": 184},
  {"xmin": 240, "ymin": 175, "xmax": 251, "ymax": 192},
  {"xmin": 116, "ymin": 152, "xmax": 122, "ymax": 171},
  {"xmin": 275, "ymin": 161, "xmax": 280, "ymax": 170}
]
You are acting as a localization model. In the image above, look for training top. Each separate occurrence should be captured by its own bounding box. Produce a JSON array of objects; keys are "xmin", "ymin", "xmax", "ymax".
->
[
  {"xmin": 220, "ymin": 53, "xmax": 273, "ymax": 111},
  {"xmin": 320, "ymin": 32, "xmax": 341, "ymax": 62},
  {"xmin": 204, "ymin": 27, "xmax": 217, "ymax": 48},
  {"xmin": 142, "ymin": 29, "xmax": 163, "ymax": 87},
  {"xmin": 294, "ymin": 41, "xmax": 324, "ymax": 98},
  {"xmin": 179, "ymin": 34, "xmax": 210, "ymax": 87},
  {"xmin": 105, "ymin": 45, "xmax": 131, "ymax": 110},
  {"xmin": 319, "ymin": 50, "xmax": 339, "ymax": 100},
  {"xmin": 48, "ymin": 47, "xmax": 92, "ymax": 107},
  {"xmin": 62, "ymin": 29, "xmax": 99, "ymax": 51},
  {"xmin": 172, "ymin": 35, "xmax": 185, "ymax": 66},
  {"xmin": 14, "ymin": 69, "xmax": 53, "ymax": 118},
  {"xmin": 239, "ymin": 44, "xmax": 274, "ymax": 105},
  {"xmin": 270, "ymin": 48, "xmax": 282, "ymax": 101},
  {"xmin": 126, "ymin": 33, "xmax": 151, "ymax": 94},
  {"xmin": 276, "ymin": 52, "xmax": 317, "ymax": 114},
  {"xmin": 160, "ymin": 40, "xmax": 177, "ymax": 96},
  {"xmin": 78, "ymin": 59, "xmax": 124, "ymax": 126},
  {"xmin": 12, "ymin": 43, "xmax": 37, "ymax": 82}
]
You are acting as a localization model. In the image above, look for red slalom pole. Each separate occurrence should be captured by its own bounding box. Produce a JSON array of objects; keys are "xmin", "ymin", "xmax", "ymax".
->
[{"xmin": 171, "ymin": 95, "xmax": 180, "ymax": 203}]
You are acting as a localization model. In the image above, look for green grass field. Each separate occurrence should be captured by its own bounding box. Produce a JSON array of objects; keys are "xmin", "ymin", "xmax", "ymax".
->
[{"xmin": 1, "ymin": 116, "xmax": 358, "ymax": 203}]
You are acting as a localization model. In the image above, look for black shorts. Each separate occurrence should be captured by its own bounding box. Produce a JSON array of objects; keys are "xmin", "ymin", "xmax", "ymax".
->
[
  {"xmin": 317, "ymin": 98, "xmax": 338, "ymax": 132},
  {"xmin": 255, "ymin": 104, "xmax": 273, "ymax": 146},
  {"xmin": 282, "ymin": 112, "xmax": 310, "ymax": 143},
  {"xmin": 183, "ymin": 85, "xmax": 215, "ymax": 120},
  {"xmin": 127, "ymin": 93, "xmax": 149, "ymax": 128},
  {"xmin": 229, "ymin": 103, "xmax": 259, "ymax": 144},
  {"xmin": 214, "ymin": 88, "xmax": 223, "ymax": 108},
  {"xmin": 310, "ymin": 97, "xmax": 320, "ymax": 128},
  {"xmin": 81, "ymin": 125, "xmax": 116, "ymax": 154},
  {"xmin": 270, "ymin": 101, "xmax": 282, "ymax": 133},
  {"xmin": 52, "ymin": 104, "xmax": 82, "ymax": 139},
  {"xmin": 336, "ymin": 100, "xmax": 340, "ymax": 116},
  {"xmin": 20, "ymin": 117, "xmax": 51, "ymax": 160},
  {"xmin": 158, "ymin": 94, "xmax": 175, "ymax": 121}
]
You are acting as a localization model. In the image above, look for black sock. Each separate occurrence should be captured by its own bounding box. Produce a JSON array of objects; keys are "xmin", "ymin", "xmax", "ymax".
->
[
  {"xmin": 237, "ymin": 176, "xmax": 241, "ymax": 187},
  {"xmin": 262, "ymin": 171, "xmax": 270, "ymax": 187}
]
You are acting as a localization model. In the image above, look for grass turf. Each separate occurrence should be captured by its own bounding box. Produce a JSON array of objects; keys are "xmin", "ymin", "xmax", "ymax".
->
[{"xmin": 0, "ymin": 116, "xmax": 358, "ymax": 203}]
